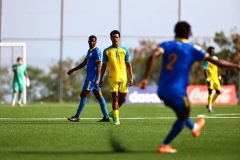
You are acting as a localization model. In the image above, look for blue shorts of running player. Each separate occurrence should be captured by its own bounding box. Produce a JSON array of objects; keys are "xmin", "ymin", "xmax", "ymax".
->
[
  {"xmin": 82, "ymin": 78, "xmax": 101, "ymax": 91},
  {"xmin": 158, "ymin": 94, "xmax": 189, "ymax": 113}
]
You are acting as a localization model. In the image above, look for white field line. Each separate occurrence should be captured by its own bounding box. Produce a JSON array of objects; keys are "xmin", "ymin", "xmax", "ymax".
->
[{"xmin": 0, "ymin": 114, "xmax": 240, "ymax": 121}]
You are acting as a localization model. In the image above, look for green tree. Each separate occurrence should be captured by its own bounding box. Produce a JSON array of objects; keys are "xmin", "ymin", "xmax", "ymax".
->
[
  {"xmin": 130, "ymin": 40, "xmax": 162, "ymax": 85},
  {"xmin": 0, "ymin": 67, "xmax": 12, "ymax": 102},
  {"xmin": 27, "ymin": 66, "xmax": 48, "ymax": 101}
]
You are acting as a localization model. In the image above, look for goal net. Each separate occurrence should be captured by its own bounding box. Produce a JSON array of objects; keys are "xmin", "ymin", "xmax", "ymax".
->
[{"xmin": 0, "ymin": 43, "xmax": 27, "ymax": 104}]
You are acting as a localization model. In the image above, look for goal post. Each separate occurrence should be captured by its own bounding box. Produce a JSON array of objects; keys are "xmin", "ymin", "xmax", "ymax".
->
[{"xmin": 0, "ymin": 42, "xmax": 27, "ymax": 104}]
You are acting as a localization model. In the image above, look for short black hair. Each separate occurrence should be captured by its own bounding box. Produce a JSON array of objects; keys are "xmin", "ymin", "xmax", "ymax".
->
[
  {"xmin": 89, "ymin": 35, "xmax": 97, "ymax": 40},
  {"xmin": 207, "ymin": 47, "xmax": 214, "ymax": 53},
  {"xmin": 110, "ymin": 30, "xmax": 121, "ymax": 37},
  {"xmin": 17, "ymin": 57, "xmax": 22, "ymax": 61},
  {"xmin": 174, "ymin": 21, "xmax": 192, "ymax": 39}
]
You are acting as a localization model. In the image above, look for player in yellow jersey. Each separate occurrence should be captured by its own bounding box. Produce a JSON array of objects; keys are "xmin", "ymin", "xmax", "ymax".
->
[
  {"xmin": 204, "ymin": 47, "xmax": 221, "ymax": 112},
  {"xmin": 100, "ymin": 30, "xmax": 133, "ymax": 125}
]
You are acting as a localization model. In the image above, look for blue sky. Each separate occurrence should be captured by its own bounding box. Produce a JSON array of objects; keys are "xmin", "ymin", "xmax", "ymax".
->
[{"xmin": 2, "ymin": 0, "xmax": 240, "ymax": 71}]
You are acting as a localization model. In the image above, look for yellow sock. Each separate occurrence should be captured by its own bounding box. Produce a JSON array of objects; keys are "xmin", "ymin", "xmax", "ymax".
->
[
  {"xmin": 112, "ymin": 110, "xmax": 119, "ymax": 119},
  {"xmin": 208, "ymin": 94, "xmax": 213, "ymax": 106},
  {"xmin": 212, "ymin": 93, "xmax": 219, "ymax": 104}
]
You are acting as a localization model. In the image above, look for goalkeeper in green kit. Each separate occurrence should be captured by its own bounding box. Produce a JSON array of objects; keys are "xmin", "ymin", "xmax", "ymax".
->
[{"xmin": 12, "ymin": 57, "xmax": 29, "ymax": 106}]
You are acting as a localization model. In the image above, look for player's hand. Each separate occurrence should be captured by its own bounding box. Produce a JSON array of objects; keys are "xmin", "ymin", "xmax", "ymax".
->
[
  {"xmin": 99, "ymin": 80, "xmax": 103, "ymax": 88},
  {"xmin": 67, "ymin": 69, "xmax": 74, "ymax": 76},
  {"xmin": 26, "ymin": 77, "xmax": 30, "ymax": 87},
  {"xmin": 206, "ymin": 78, "xmax": 210, "ymax": 87},
  {"xmin": 94, "ymin": 80, "xmax": 99, "ymax": 87},
  {"xmin": 218, "ymin": 76, "xmax": 221, "ymax": 84},
  {"xmin": 128, "ymin": 78, "xmax": 133, "ymax": 87},
  {"xmin": 138, "ymin": 79, "xmax": 149, "ymax": 89}
]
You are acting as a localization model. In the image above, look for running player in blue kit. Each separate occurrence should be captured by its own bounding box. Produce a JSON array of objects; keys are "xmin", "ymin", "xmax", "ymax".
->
[
  {"xmin": 67, "ymin": 35, "xmax": 109, "ymax": 122},
  {"xmin": 139, "ymin": 21, "xmax": 240, "ymax": 153}
]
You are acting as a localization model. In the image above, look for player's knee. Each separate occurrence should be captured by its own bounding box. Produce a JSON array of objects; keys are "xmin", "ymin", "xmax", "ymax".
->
[
  {"xmin": 93, "ymin": 91, "xmax": 102, "ymax": 99},
  {"xmin": 216, "ymin": 90, "xmax": 220, "ymax": 95},
  {"xmin": 177, "ymin": 107, "xmax": 190, "ymax": 121},
  {"xmin": 80, "ymin": 92, "xmax": 88, "ymax": 98},
  {"xmin": 208, "ymin": 89, "xmax": 212, "ymax": 94},
  {"xmin": 120, "ymin": 96, "xmax": 126, "ymax": 102},
  {"xmin": 112, "ymin": 95, "xmax": 119, "ymax": 102}
]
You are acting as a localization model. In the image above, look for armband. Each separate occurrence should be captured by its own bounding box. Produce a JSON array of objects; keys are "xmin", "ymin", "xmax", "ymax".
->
[
  {"xmin": 206, "ymin": 78, "xmax": 210, "ymax": 81},
  {"xmin": 219, "ymin": 76, "xmax": 221, "ymax": 80}
]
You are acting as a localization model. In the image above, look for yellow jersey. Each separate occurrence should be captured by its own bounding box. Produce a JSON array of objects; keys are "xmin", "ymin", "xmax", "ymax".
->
[
  {"xmin": 203, "ymin": 56, "xmax": 219, "ymax": 81},
  {"xmin": 103, "ymin": 46, "xmax": 130, "ymax": 82}
]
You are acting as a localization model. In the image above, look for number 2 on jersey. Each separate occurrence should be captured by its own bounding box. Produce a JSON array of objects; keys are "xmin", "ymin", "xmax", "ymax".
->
[{"xmin": 166, "ymin": 53, "xmax": 177, "ymax": 70}]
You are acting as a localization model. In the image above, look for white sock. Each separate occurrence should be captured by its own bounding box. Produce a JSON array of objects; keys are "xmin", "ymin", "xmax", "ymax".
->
[{"xmin": 192, "ymin": 123, "xmax": 199, "ymax": 132}]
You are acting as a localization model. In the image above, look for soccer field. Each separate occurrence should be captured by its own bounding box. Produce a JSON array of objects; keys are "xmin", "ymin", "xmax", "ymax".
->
[{"xmin": 0, "ymin": 103, "xmax": 240, "ymax": 160}]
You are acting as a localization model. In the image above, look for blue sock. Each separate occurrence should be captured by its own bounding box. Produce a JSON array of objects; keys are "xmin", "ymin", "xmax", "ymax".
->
[
  {"xmin": 97, "ymin": 96, "xmax": 108, "ymax": 117},
  {"xmin": 163, "ymin": 119, "xmax": 186, "ymax": 145},
  {"xmin": 185, "ymin": 118, "xmax": 194, "ymax": 130},
  {"xmin": 75, "ymin": 98, "xmax": 87, "ymax": 118}
]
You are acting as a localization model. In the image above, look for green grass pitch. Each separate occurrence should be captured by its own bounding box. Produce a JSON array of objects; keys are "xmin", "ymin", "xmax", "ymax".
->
[{"xmin": 0, "ymin": 103, "xmax": 240, "ymax": 160}]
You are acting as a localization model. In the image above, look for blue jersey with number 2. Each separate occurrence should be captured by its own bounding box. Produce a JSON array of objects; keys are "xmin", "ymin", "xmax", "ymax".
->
[{"xmin": 157, "ymin": 39, "xmax": 206, "ymax": 98}]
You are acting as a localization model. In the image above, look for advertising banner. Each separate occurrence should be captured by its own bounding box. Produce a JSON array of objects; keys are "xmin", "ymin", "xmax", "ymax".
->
[
  {"xmin": 126, "ymin": 86, "xmax": 163, "ymax": 104},
  {"xmin": 187, "ymin": 85, "xmax": 237, "ymax": 105}
]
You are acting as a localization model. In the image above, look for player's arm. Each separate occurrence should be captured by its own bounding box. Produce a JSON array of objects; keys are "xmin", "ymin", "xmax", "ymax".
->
[
  {"xmin": 67, "ymin": 58, "xmax": 87, "ymax": 76},
  {"xmin": 99, "ymin": 63, "xmax": 106, "ymax": 87},
  {"xmin": 99, "ymin": 50, "xmax": 108, "ymax": 87},
  {"xmin": 204, "ymin": 69, "xmax": 210, "ymax": 87},
  {"xmin": 203, "ymin": 61, "xmax": 210, "ymax": 86},
  {"xmin": 205, "ymin": 56, "xmax": 240, "ymax": 70},
  {"xmin": 12, "ymin": 65, "xmax": 17, "ymax": 73},
  {"xmin": 218, "ymin": 67, "xmax": 221, "ymax": 82},
  {"xmin": 94, "ymin": 61, "xmax": 101, "ymax": 86},
  {"xmin": 126, "ymin": 62, "xmax": 133, "ymax": 86},
  {"xmin": 203, "ymin": 69, "xmax": 208, "ymax": 80},
  {"xmin": 24, "ymin": 67, "xmax": 28, "ymax": 78},
  {"xmin": 23, "ymin": 68, "xmax": 30, "ymax": 87},
  {"xmin": 125, "ymin": 48, "xmax": 133, "ymax": 86},
  {"xmin": 138, "ymin": 47, "xmax": 164, "ymax": 89}
]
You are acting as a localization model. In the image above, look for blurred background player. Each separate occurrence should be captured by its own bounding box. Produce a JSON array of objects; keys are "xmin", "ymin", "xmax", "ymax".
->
[
  {"xmin": 138, "ymin": 21, "xmax": 240, "ymax": 153},
  {"xmin": 67, "ymin": 35, "xmax": 109, "ymax": 122},
  {"xmin": 12, "ymin": 57, "xmax": 28, "ymax": 106},
  {"xmin": 204, "ymin": 47, "xmax": 221, "ymax": 112},
  {"xmin": 100, "ymin": 30, "xmax": 133, "ymax": 125}
]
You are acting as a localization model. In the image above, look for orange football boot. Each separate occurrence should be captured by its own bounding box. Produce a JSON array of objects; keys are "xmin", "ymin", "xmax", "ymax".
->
[
  {"xmin": 192, "ymin": 118, "xmax": 205, "ymax": 137},
  {"xmin": 158, "ymin": 145, "xmax": 177, "ymax": 153}
]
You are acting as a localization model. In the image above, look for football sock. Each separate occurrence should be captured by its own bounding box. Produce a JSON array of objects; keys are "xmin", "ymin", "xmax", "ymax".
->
[
  {"xmin": 208, "ymin": 94, "xmax": 213, "ymax": 107},
  {"xmin": 97, "ymin": 96, "xmax": 108, "ymax": 117},
  {"xmin": 18, "ymin": 92, "xmax": 23, "ymax": 103},
  {"xmin": 163, "ymin": 118, "xmax": 186, "ymax": 145},
  {"xmin": 75, "ymin": 97, "xmax": 87, "ymax": 118},
  {"xmin": 112, "ymin": 110, "xmax": 119, "ymax": 119},
  {"xmin": 185, "ymin": 118, "xmax": 194, "ymax": 130},
  {"xmin": 192, "ymin": 123, "xmax": 199, "ymax": 132},
  {"xmin": 212, "ymin": 93, "xmax": 219, "ymax": 104},
  {"xmin": 12, "ymin": 93, "xmax": 17, "ymax": 104}
]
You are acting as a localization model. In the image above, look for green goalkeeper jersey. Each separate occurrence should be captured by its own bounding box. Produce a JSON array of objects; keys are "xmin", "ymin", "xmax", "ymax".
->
[{"xmin": 12, "ymin": 64, "xmax": 27, "ymax": 85}]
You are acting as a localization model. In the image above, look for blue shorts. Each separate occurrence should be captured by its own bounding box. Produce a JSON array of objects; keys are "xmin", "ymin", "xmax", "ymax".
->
[
  {"xmin": 158, "ymin": 94, "xmax": 189, "ymax": 113},
  {"xmin": 82, "ymin": 79, "xmax": 100, "ymax": 91}
]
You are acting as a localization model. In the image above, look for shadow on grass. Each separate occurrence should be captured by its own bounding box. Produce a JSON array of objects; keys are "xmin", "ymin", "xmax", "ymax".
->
[
  {"xmin": 11, "ymin": 150, "xmax": 156, "ymax": 155},
  {"xmin": 0, "ymin": 121, "xmax": 111, "ymax": 125}
]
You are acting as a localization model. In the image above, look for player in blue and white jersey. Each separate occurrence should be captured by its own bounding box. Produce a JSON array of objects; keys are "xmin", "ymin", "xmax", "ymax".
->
[
  {"xmin": 67, "ymin": 35, "xmax": 109, "ymax": 122},
  {"xmin": 139, "ymin": 21, "xmax": 240, "ymax": 153}
]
